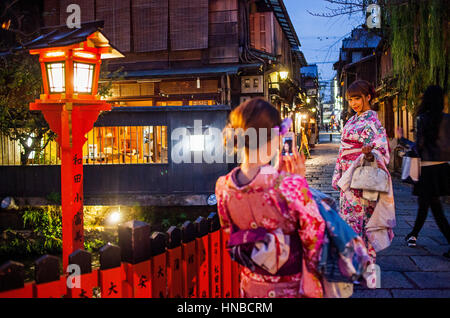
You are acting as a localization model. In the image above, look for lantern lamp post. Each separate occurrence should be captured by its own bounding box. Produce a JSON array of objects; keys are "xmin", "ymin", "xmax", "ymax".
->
[{"xmin": 27, "ymin": 22, "xmax": 123, "ymax": 271}]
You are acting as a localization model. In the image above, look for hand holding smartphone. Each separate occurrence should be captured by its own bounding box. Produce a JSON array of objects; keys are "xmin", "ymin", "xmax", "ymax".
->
[
  {"xmin": 281, "ymin": 132, "xmax": 295, "ymax": 156},
  {"xmin": 278, "ymin": 131, "xmax": 306, "ymax": 176}
]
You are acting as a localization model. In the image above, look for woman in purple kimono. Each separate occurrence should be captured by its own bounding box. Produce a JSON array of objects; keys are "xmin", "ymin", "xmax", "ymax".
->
[
  {"xmin": 216, "ymin": 98, "xmax": 326, "ymax": 298},
  {"xmin": 332, "ymin": 80, "xmax": 394, "ymax": 271}
]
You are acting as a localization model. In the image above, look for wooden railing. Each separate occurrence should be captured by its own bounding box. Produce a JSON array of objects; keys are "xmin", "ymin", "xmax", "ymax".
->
[{"xmin": 0, "ymin": 212, "xmax": 242, "ymax": 298}]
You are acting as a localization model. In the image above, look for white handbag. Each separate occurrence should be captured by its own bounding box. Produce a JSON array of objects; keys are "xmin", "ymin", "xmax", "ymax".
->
[
  {"xmin": 350, "ymin": 159, "xmax": 390, "ymax": 193},
  {"xmin": 401, "ymin": 155, "xmax": 420, "ymax": 184}
]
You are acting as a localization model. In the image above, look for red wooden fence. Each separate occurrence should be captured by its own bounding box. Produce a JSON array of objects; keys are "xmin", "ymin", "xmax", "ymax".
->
[{"xmin": 0, "ymin": 213, "xmax": 242, "ymax": 298}]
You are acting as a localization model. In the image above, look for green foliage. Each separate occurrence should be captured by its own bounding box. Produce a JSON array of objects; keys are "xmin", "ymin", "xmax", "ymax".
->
[
  {"xmin": 386, "ymin": 0, "xmax": 448, "ymax": 112},
  {"xmin": 22, "ymin": 207, "xmax": 62, "ymax": 253},
  {"xmin": 0, "ymin": 207, "xmax": 62, "ymax": 257},
  {"xmin": 0, "ymin": 52, "xmax": 56, "ymax": 165},
  {"xmin": 46, "ymin": 192, "xmax": 61, "ymax": 205},
  {"xmin": 84, "ymin": 238, "xmax": 106, "ymax": 253}
]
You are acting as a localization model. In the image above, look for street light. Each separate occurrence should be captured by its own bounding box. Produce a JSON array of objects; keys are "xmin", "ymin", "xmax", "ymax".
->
[
  {"xmin": 279, "ymin": 70, "xmax": 289, "ymax": 81},
  {"xmin": 27, "ymin": 21, "xmax": 124, "ymax": 271},
  {"xmin": 33, "ymin": 46, "xmax": 112, "ymax": 99}
]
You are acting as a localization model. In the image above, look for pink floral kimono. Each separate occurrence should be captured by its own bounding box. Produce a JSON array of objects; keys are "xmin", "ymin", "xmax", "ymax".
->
[
  {"xmin": 215, "ymin": 165, "xmax": 326, "ymax": 298},
  {"xmin": 332, "ymin": 110, "xmax": 393, "ymax": 264}
]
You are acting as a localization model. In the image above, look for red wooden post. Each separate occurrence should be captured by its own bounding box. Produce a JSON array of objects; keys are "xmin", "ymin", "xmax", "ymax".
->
[
  {"xmin": 29, "ymin": 103, "xmax": 111, "ymax": 271},
  {"xmin": 0, "ymin": 282, "xmax": 33, "ymax": 298},
  {"xmin": 123, "ymin": 261, "xmax": 152, "ymax": 298},
  {"xmin": 166, "ymin": 226, "xmax": 183, "ymax": 298},
  {"xmin": 118, "ymin": 220, "xmax": 152, "ymax": 298},
  {"xmin": 66, "ymin": 249, "xmax": 98, "ymax": 298},
  {"xmin": 181, "ymin": 221, "xmax": 197, "ymax": 298},
  {"xmin": 33, "ymin": 255, "xmax": 66, "ymax": 298},
  {"xmin": 150, "ymin": 232, "xmax": 167, "ymax": 298},
  {"xmin": 0, "ymin": 261, "xmax": 33, "ymax": 298},
  {"xmin": 231, "ymin": 262, "xmax": 241, "ymax": 298},
  {"xmin": 195, "ymin": 217, "xmax": 210, "ymax": 298},
  {"xmin": 208, "ymin": 212, "xmax": 222, "ymax": 298},
  {"xmin": 98, "ymin": 243, "xmax": 123, "ymax": 298},
  {"xmin": 121, "ymin": 263, "xmax": 133, "ymax": 298},
  {"xmin": 220, "ymin": 229, "xmax": 233, "ymax": 298}
]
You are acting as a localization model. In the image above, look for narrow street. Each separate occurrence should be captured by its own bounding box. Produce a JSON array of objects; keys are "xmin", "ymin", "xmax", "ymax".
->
[{"xmin": 306, "ymin": 132, "xmax": 450, "ymax": 298}]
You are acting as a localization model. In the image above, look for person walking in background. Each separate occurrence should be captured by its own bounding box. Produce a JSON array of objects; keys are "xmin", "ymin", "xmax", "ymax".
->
[
  {"xmin": 215, "ymin": 98, "xmax": 327, "ymax": 298},
  {"xmin": 396, "ymin": 85, "xmax": 450, "ymax": 258},
  {"xmin": 332, "ymin": 80, "xmax": 396, "ymax": 287}
]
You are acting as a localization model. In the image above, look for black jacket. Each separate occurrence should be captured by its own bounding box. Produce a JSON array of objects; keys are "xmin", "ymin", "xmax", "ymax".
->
[{"xmin": 416, "ymin": 112, "xmax": 450, "ymax": 161}]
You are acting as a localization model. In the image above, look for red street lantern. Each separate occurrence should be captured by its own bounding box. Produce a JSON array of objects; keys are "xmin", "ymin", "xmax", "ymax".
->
[{"xmin": 28, "ymin": 22, "xmax": 123, "ymax": 271}]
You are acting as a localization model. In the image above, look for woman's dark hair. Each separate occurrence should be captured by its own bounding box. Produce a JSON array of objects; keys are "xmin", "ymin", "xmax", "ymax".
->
[
  {"xmin": 415, "ymin": 85, "xmax": 444, "ymax": 144},
  {"xmin": 346, "ymin": 80, "xmax": 378, "ymax": 111},
  {"xmin": 224, "ymin": 98, "xmax": 281, "ymax": 152}
]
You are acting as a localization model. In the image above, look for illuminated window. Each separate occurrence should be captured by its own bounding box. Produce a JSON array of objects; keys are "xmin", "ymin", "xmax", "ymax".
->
[
  {"xmin": 83, "ymin": 125, "xmax": 168, "ymax": 164},
  {"xmin": 74, "ymin": 62, "xmax": 95, "ymax": 93},
  {"xmin": 46, "ymin": 62, "xmax": 65, "ymax": 93}
]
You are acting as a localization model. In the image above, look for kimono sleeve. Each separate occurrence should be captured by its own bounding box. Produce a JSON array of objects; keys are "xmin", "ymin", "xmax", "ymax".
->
[
  {"xmin": 215, "ymin": 176, "xmax": 231, "ymax": 234},
  {"xmin": 332, "ymin": 145, "xmax": 343, "ymax": 190},
  {"xmin": 361, "ymin": 115, "xmax": 390, "ymax": 165},
  {"xmin": 277, "ymin": 175, "xmax": 326, "ymax": 275}
]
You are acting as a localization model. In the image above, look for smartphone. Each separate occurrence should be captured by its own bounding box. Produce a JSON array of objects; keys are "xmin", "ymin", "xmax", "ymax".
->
[{"xmin": 281, "ymin": 132, "xmax": 295, "ymax": 156}]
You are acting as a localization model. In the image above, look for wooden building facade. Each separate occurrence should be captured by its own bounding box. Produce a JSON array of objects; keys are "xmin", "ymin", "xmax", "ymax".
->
[{"xmin": 0, "ymin": 0, "xmax": 307, "ymax": 205}]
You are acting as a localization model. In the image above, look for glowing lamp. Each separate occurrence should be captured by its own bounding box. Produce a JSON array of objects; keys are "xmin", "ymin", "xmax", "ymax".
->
[
  {"xmin": 108, "ymin": 210, "xmax": 121, "ymax": 225},
  {"xmin": 279, "ymin": 71, "xmax": 289, "ymax": 80},
  {"xmin": 30, "ymin": 30, "xmax": 123, "ymax": 101}
]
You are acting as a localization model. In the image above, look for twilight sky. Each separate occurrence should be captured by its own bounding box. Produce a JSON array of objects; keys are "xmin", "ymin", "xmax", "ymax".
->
[{"xmin": 284, "ymin": 0, "xmax": 365, "ymax": 99}]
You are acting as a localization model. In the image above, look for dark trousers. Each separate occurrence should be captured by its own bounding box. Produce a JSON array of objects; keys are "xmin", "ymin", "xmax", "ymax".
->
[{"xmin": 410, "ymin": 196, "xmax": 450, "ymax": 244}]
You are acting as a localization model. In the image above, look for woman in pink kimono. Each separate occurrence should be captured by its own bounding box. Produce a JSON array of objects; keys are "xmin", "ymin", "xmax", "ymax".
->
[
  {"xmin": 332, "ymin": 80, "xmax": 394, "ymax": 269},
  {"xmin": 215, "ymin": 98, "xmax": 326, "ymax": 298}
]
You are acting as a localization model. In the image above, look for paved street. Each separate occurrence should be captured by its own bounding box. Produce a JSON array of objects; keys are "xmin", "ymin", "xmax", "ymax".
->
[{"xmin": 305, "ymin": 133, "xmax": 450, "ymax": 298}]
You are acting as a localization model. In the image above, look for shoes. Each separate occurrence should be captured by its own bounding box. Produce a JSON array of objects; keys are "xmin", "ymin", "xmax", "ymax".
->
[{"xmin": 405, "ymin": 235, "xmax": 417, "ymax": 247}]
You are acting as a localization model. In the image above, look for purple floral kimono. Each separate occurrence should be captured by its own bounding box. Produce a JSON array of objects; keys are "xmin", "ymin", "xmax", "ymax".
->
[
  {"xmin": 215, "ymin": 165, "xmax": 326, "ymax": 298},
  {"xmin": 332, "ymin": 110, "xmax": 391, "ymax": 264}
]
